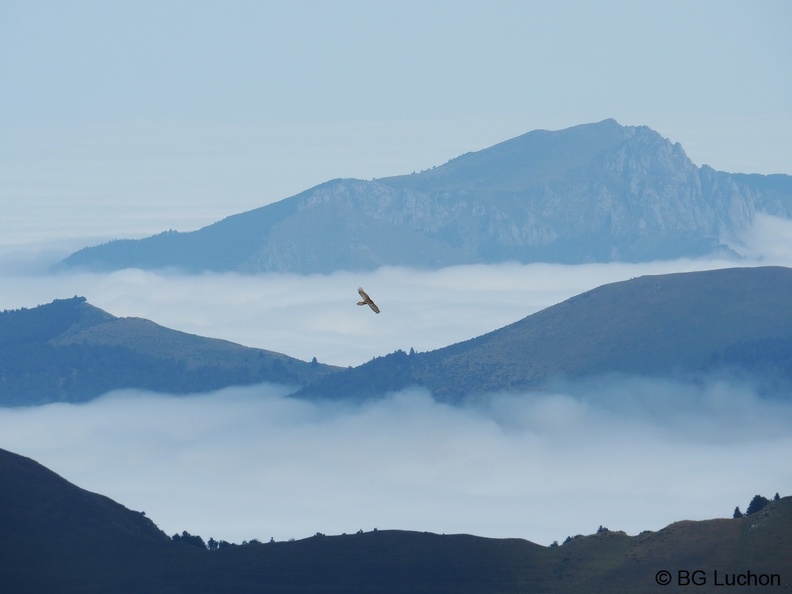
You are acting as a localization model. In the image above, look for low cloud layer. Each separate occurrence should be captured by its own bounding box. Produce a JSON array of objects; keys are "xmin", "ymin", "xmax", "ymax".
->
[
  {"xmin": 1, "ymin": 215, "xmax": 790, "ymax": 546},
  {"xmin": 4, "ymin": 259, "xmax": 790, "ymax": 369},
  {"xmin": 2, "ymin": 215, "xmax": 791, "ymax": 368},
  {"xmin": 1, "ymin": 377, "xmax": 789, "ymax": 546}
]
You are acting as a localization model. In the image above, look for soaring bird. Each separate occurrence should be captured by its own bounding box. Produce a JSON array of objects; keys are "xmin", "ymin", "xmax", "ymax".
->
[{"xmin": 357, "ymin": 287, "xmax": 380, "ymax": 314}]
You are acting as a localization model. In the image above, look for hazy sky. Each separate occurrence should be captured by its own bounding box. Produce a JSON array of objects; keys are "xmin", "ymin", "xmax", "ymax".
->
[
  {"xmin": 2, "ymin": 1, "xmax": 791, "ymax": 247},
  {"xmin": 1, "ymin": 1, "xmax": 791, "ymax": 549}
]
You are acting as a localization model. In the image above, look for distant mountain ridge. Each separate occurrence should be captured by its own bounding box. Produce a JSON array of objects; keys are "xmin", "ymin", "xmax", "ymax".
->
[
  {"xmin": 57, "ymin": 119, "xmax": 792, "ymax": 274},
  {"xmin": 2, "ymin": 446, "xmax": 790, "ymax": 594},
  {"xmin": 5, "ymin": 267, "xmax": 791, "ymax": 406},
  {"xmin": 0, "ymin": 297, "xmax": 340, "ymax": 406},
  {"xmin": 295, "ymin": 266, "xmax": 792, "ymax": 402}
]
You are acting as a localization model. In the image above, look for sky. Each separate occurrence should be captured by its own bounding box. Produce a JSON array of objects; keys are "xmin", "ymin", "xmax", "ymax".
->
[
  {"xmin": 1, "ymin": 0, "xmax": 792, "ymax": 548},
  {"xmin": 2, "ymin": 1, "xmax": 791, "ymax": 248}
]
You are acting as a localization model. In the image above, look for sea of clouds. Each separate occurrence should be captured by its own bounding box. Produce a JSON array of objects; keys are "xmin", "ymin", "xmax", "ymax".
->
[
  {"xmin": 1, "ymin": 379, "xmax": 790, "ymax": 546},
  {"xmin": 0, "ymin": 214, "xmax": 791, "ymax": 546}
]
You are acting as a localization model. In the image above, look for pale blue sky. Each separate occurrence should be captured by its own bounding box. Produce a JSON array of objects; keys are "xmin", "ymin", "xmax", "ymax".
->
[{"xmin": 2, "ymin": 0, "xmax": 791, "ymax": 245}]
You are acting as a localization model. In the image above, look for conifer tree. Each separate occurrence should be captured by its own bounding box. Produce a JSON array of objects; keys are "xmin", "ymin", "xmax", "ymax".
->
[{"xmin": 746, "ymin": 494, "xmax": 770, "ymax": 515}]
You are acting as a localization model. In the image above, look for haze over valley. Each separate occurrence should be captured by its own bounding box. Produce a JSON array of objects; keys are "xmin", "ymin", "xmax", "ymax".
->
[
  {"xmin": 2, "ymin": 3, "xmax": 791, "ymax": 589},
  {"xmin": 2, "ymin": 230, "xmax": 791, "ymax": 546},
  {"xmin": 3, "ymin": 120, "xmax": 792, "ymax": 547}
]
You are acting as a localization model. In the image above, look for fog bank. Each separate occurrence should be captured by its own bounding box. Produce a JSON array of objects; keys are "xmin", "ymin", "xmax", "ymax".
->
[{"xmin": 1, "ymin": 377, "xmax": 788, "ymax": 546}]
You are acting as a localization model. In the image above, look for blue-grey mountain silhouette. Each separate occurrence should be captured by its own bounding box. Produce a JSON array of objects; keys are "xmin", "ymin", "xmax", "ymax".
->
[
  {"xmin": 56, "ymin": 119, "xmax": 792, "ymax": 274},
  {"xmin": 0, "ymin": 296, "xmax": 340, "ymax": 406},
  {"xmin": 295, "ymin": 266, "xmax": 792, "ymax": 402}
]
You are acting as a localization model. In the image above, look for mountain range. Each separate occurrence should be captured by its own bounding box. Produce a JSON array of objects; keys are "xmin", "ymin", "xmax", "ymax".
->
[
  {"xmin": 296, "ymin": 266, "xmax": 792, "ymax": 401},
  {"xmin": 0, "ymin": 296, "xmax": 340, "ymax": 406},
  {"xmin": 56, "ymin": 119, "xmax": 792, "ymax": 274},
  {"xmin": 1, "ymin": 446, "xmax": 788, "ymax": 593},
  {"xmin": 3, "ymin": 266, "xmax": 791, "ymax": 407}
]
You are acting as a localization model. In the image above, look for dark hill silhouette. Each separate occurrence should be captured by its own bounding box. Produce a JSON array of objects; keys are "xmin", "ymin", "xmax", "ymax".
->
[
  {"xmin": 0, "ymin": 296, "xmax": 340, "ymax": 406},
  {"xmin": 0, "ymin": 447, "xmax": 172, "ymax": 592},
  {"xmin": 295, "ymin": 266, "xmax": 792, "ymax": 402},
  {"xmin": 1, "ymin": 446, "xmax": 789, "ymax": 593},
  {"xmin": 56, "ymin": 120, "xmax": 792, "ymax": 274}
]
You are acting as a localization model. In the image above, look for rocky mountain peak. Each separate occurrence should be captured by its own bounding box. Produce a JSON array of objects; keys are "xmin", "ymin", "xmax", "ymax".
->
[{"xmin": 56, "ymin": 120, "xmax": 792, "ymax": 274}]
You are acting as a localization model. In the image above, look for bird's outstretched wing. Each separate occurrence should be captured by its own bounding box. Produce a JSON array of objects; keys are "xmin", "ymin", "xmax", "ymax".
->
[{"xmin": 357, "ymin": 287, "xmax": 380, "ymax": 314}]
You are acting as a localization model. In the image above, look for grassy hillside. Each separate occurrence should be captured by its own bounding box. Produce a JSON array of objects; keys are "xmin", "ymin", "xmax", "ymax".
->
[
  {"xmin": 0, "ymin": 447, "xmax": 173, "ymax": 592},
  {"xmin": 296, "ymin": 266, "xmax": 792, "ymax": 401},
  {"xmin": 0, "ymin": 296, "xmax": 340, "ymax": 406},
  {"xmin": 1, "ymin": 447, "xmax": 789, "ymax": 593}
]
